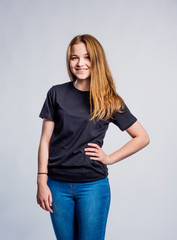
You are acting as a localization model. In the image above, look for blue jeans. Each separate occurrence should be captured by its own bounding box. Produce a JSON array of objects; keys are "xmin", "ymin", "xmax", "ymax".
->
[{"xmin": 47, "ymin": 176, "xmax": 111, "ymax": 240}]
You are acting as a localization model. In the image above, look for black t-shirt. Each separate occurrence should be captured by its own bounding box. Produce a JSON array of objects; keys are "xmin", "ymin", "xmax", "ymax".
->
[{"xmin": 39, "ymin": 81, "xmax": 137, "ymax": 182}]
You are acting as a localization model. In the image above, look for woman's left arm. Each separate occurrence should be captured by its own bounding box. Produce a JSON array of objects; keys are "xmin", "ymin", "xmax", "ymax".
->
[
  {"xmin": 108, "ymin": 120, "xmax": 150, "ymax": 165},
  {"xmin": 85, "ymin": 120, "xmax": 150, "ymax": 165}
]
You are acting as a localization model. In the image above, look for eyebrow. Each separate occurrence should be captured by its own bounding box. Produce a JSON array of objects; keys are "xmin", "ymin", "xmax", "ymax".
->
[{"xmin": 71, "ymin": 53, "xmax": 89, "ymax": 56}]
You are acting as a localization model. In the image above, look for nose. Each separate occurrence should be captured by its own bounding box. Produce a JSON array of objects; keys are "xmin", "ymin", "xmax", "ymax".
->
[{"xmin": 77, "ymin": 58, "xmax": 85, "ymax": 66}]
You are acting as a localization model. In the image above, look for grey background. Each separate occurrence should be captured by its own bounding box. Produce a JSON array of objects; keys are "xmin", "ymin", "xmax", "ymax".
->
[{"xmin": 1, "ymin": 0, "xmax": 177, "ymax": 239}]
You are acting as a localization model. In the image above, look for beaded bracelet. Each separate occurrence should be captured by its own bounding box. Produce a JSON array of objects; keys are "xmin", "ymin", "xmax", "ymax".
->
[{"xmin": 38, "ymin": 173, "xmax": 48, "ymax": 175}]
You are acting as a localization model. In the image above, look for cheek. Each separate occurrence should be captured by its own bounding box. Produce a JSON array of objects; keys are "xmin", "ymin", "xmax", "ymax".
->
[
  {"xmin": 69, "ymin": 62, "xmax": 75, "ymax": 72},
  {"xmin": 88, "ymin": 62, "xmax": 91, "ymax": 69}
]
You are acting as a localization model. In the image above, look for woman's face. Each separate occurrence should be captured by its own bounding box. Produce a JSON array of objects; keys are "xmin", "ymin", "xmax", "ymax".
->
[{"xmin": 70, "ymin": 42, "xmax": 91, "ymax": 81}]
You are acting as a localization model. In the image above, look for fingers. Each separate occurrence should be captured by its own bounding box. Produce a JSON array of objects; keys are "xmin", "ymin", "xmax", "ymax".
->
[
  {"xmin": 36, "ymin": 188, "xmax": 53, "ymax": 213},
  {"xmin": 44, "ymin": 200, "xmax": 53, "ymax": 213},
  {"xmin": 85, "ymin": 147, "xmax": 99, "ymax": 152},
  {"xmin": 85, "ymin": 144, "xmax": 101, "ymax": 161},
  {"xmin": 85, "ymin": 143, "xmax": 108, "ymax": 163},
  {"xmin": 38, "ymin": 199, "xmax": 53, "ymax": 213},
  {"xmin": 48, "ymin": 194, "xmax": 53, "ymax": 213},
  {"xmin": 87, "ymin": 143, "xmax": 100, "ymax": 150},
  {"xmin": 86, "ymin": 151, "xmax": 99, "ymax": 157},
  {"xmin": 41, "ymin": 201, "xmax": 46, "ymax": 210},
  {"xmin": 48, "ymin": 193, "xmax": 52, "ymax": 206},
  {"xmin": 85, "ymin": 143, "xmax": 101, "ymax": 159}
]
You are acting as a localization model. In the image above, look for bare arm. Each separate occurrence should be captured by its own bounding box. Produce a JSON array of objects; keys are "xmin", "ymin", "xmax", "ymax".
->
[
  {"xmin": 109, "ymin": 120, "xmax": 150, "ymax": 164},
  {"xmin": 37, "ymin": 119, "xmax": 55, "ymax": 184},
  {"xmin": 84, "ymin": 120, "xmax": 150, "ymax": 165},
  {"xmin": 36, "ymin": 119, "xmax": 55, "ymax": 213}
]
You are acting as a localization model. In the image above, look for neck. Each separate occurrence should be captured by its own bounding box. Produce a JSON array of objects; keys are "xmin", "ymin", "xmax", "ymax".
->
[{"xmin": 74, "ymin": 79, "xmax": 90, "ymax": 91}]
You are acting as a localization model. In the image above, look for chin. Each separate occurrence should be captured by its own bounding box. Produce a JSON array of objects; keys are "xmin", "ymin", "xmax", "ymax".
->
[{"xmin": 75, "ymin": 75, "xmax": 90, "ymax": 80}]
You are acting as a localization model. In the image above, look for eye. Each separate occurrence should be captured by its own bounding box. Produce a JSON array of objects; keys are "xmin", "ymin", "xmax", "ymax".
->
[
  {"xmin": 71, "ymin": 57, "xmax": 77, "ymax": 60},
  {"xmin": 85, "ymin": 56, "xmax": 90, "ymax": 60}
]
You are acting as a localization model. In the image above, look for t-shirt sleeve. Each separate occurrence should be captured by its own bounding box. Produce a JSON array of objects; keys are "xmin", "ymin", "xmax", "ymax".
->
[
  {"xmin": 39, "ymin": 86, "xmax": 56, "ymax": 121},
  {"xmin": 110, "ymin": 103, "xmax": 137, "ymax": 131}
]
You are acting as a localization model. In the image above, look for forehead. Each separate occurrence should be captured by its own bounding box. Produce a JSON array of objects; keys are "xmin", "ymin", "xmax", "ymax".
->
[{"xmin": 71, "ymin": 42, "xmax": 89, "ymax": 55}]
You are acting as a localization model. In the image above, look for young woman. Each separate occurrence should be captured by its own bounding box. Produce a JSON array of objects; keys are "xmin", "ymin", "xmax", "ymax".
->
[{"xmin": 36, "ymin": 34, "xmax": 150, "ymax": 240}]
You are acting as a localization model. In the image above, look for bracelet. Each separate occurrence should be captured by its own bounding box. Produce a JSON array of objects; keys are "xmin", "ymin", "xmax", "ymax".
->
[{"xmin": 38, "ymin": 172, "xmax": 48, "ymax": 175}]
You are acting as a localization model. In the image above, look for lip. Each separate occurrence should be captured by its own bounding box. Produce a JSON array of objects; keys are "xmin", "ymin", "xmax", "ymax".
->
[
  {"xmin": 75, "ymin": 69, "xmax": 88, "ymax": 73},
  {"xmin": 76, "ymin": 68, "xmax": 88, "ymax": 70}
]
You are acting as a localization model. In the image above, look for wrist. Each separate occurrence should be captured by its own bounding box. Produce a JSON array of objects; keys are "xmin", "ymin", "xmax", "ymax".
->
[
  {"xmin": 37, "ymin": 174, "xmax": 48, "ymax": 185},
  {"xmin": 108, "ymin": 154, "xmax": 113, "ymax": 165}
]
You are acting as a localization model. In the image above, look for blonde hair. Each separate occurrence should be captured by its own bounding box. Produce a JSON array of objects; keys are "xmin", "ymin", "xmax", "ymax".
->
[{"xmin": 66, "ymin": 34, "xmax": 125, "ymax": 122}]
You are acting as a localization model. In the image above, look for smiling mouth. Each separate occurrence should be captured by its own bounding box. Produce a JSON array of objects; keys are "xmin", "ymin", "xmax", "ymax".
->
[
  {"xmin": 76, "ymin": 69, "xmax": 88, "ymax": 73},
  {"xmin": 76, "ymin": 68, "xmax": 88, "ymax": 70}
]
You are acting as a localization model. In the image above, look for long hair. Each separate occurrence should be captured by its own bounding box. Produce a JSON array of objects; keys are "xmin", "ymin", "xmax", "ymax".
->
[{"xmin": 66, "ymin": 34, "xmax": 125, "ymax": 122}]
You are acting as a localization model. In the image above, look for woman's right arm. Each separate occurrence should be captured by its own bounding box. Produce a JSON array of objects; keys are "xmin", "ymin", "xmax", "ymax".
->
[{"xmin": 36, "ymin": 119, "xmax": 55, "ymax": 213}]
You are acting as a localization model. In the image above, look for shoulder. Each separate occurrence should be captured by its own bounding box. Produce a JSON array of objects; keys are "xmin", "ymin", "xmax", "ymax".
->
[
  {"xmin": 48, "ymin": 81, "xmax": 71, "ymax": 94},
  {"xmin": 52, "ymin": 81, "xmax": 71, "ymax": 90}
]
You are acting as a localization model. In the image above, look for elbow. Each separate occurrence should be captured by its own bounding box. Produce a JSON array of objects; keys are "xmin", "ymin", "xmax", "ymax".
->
[
  {"xmin": 146, "ymin": 136, "xmax": 150, "ymax": 146},
  {"xmin": 40, "ymin": 137, "xmax": 51, "ymax": 146},
  {"xmin": 143, "ymin": 134, "xmax": 150, "ymax": 146},
  {"xmin": 135, "ymin": 133, "xmax": 150, "ymax": 147}
]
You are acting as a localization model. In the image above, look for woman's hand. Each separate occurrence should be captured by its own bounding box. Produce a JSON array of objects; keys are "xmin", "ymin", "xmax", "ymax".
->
[
  {"xmin": 36, "ymin": 183, "xmax": 53, "ymax": 213},
  {"xmin": 84, "ymin": 142, "xmax": 113, "ymax": 165}
]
